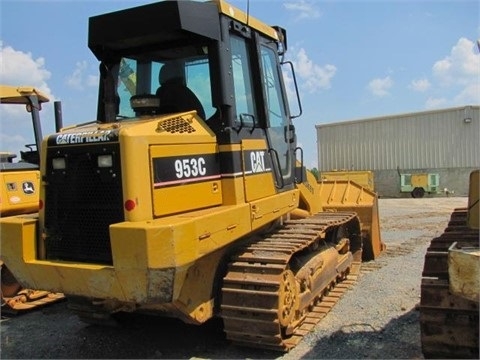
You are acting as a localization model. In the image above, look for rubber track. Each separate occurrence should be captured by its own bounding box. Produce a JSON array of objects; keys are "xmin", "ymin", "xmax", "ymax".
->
[
  {"xmin": 420, "ymin": 208, "xmax": 479, "ymax": 359},
  {"xmin": 221, "ymin": 212, "xmax": 361, "ymax": 351}
]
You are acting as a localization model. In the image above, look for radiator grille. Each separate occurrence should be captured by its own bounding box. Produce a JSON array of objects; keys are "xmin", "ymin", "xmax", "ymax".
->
[{"xmin": 44, "ymin": 144, "xmax": 123, "ymax": 264}]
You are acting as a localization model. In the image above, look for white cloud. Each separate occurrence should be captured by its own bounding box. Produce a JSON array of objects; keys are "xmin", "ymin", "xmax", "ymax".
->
[
  {"xmin": 367, "ymin": 76, "xmax": 393, "ymax": 97},
  {"xmin": 425, "ymin": 37, "xmax": 480, "ymax": 107},
  {"xmin": 282, "ymin": 67, "xmax": 296, "ymax": 106},
  {"xmin": 284, "ymin": 0, "xmax": 322, "ymax": 21},
  {"xmin": 432, "ymin": 37, "xmax": 480, "ymax": 87},
  {"xmin": 0, "ymin": 41, "xmax": 53, "ymax": 99},
  {"xmin": 66, "ymin": 61, "xmax": 87, "ymax": 90},
  {"xmin": 454, "ymin": 83, "xmax": 480, "ymax": 104},
  {"xmin": 425, "ymin": 96, "xmax": 447, "ymax": 109},
  {"xmin": 293, "ymin": 48, "xmax": 336, "ymax": 93},
  {"xmin": 66, "ymin": 61, "xmax": 98, "ymax": 90},
  {"xmin": 87, "ymin": 74, "xmax": 99, "ymax": 87},
  {"xmin": 0, "ymin": 42, "xmax": 55, "ymax": 155},
  {"xmin": 0, "ymin": 133, "xmax": 27, "ymax": 151},
  {"xmin": 409, "ymin": 78, "xmax": 431, "ymax": 92}
]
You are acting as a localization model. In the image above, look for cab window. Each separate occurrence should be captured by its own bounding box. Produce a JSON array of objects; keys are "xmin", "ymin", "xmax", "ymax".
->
[
  {"xmin": 115, "ymin": 53, "xmax": 214, "ymax": 120},
  {"xmin": 230, "ymin": 35, "xmax": 258, "ymax": 126}
]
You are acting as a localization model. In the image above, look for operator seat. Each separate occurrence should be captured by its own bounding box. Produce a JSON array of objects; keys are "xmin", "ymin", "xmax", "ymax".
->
[{"xmin": 156, "ymin": 62, "xmax": 206, "ymax": 120}]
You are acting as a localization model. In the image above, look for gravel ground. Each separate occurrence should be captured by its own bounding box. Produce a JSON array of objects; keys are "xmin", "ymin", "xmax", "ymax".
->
[{"xmin": 0, "ymin": 197, "xmax": 468, "ymax": 359}]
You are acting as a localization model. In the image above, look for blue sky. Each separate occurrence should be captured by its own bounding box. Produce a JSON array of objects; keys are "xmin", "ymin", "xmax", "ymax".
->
[{"xmin": 1, "ymin": 0, "xmax": 479, "ymax": 169}]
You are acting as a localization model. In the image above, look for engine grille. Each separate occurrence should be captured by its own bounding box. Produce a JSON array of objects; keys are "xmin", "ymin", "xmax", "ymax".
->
[
  {"xmin": 157, "ymin": 117, "xmax": 196, "ymax": 134},
  {"xmin": 44, "ymin": 143, "xmax": 124, "ymax": 265}
]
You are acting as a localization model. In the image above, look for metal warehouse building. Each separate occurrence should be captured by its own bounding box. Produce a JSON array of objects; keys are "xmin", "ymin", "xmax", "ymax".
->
[{"xmin": 316, "ymin": 105, "xmax": 479, "ymax": 197}]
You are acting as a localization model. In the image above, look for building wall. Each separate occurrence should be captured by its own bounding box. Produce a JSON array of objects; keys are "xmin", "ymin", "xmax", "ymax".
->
[
  {"xmin": 373, "ymin": 167, "xmax": 476, "ymax": 198},
  {"xmin": 316, "ymin": 105, "xmax": 479, "ymax": 198}
]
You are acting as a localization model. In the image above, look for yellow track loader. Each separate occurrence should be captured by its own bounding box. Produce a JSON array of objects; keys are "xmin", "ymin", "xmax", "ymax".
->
[
  {"xmin": 0, "ymin": 85, "xmax": 64, "ymax": 312},
  {"xmin": 420, "ymin": 170, "xmax": 479, "ymax": 358},
  {"xmin": 0, "ymin": 1, "xmax": 384, "ymax": 350},
  {"xmin": 0, "ymin": 85, "xmax": 48, "ymax": 216}
]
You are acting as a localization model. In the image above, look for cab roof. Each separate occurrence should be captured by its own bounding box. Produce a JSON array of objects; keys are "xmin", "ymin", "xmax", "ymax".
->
[
  {"xmin": 0, "ymin": 85, "xmax": 50, "ymax": 104},
  {"xmin": 88, "ymin": 0, "xmax": 279, "ymax": 61}
]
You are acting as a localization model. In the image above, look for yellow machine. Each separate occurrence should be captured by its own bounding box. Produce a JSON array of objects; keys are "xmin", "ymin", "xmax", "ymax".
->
[
  {"xmin": 0, "ymin": 0, "xmax": 383, "ymax": 350},
  {"xmin": 420, "ymin": 169, "xmax": 479, "ymax": 358},
  {"xmin": 0, "ymin": 85, "xmax": 48, "ymax": 216},
  {"xmin": 399, "ymin": 172, "xmax": 440, "ymax": 198},
  {"xmin": 0, "ymin": 85, "xmax": 64, "ymax": 311},
  {"xmin": 320, "ymin": 170, "xmax": 375, "ymax": 192}
]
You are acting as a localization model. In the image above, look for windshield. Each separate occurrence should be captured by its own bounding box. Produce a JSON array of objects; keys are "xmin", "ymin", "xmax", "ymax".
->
[{"xmin": 114, "ymin": 49, "xmax": 215, "ymax": 120}]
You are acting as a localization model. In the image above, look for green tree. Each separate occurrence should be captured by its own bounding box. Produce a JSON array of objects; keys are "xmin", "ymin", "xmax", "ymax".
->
[{"xmin": 309, "ymin": 167, "xmax": 319, "ymax": 180}]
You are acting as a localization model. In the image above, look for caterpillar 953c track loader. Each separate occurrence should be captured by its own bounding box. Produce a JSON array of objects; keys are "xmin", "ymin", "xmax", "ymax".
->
[
  {"xmin": 0, "ymin": 0, "xmax": 384, "ymax": 350},
  {"xmin": 420, "ymin": 170, "xmax": 479, "ymax": 359},
  {"xmin": 0, "ymin": 85, "xmax": 65, "ymax": 312}
]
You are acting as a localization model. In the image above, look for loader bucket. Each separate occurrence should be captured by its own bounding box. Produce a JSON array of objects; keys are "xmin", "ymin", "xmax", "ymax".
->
[
  {"xmin": 316, "ymin": 179, "xmax": 384, "ymax": 261},
  {"xmin": 296, "ymin": 169, "xmax": 384, "ymax": 261},
  {"xmin": 297, "ymin": 167, "xmax": 386, "ymax": 261}
]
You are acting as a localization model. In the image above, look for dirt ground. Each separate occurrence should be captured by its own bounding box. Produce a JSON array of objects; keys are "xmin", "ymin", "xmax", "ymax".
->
[{"xmin": 0, "ymin": 197, "xmax": 469, "ymax": 359}]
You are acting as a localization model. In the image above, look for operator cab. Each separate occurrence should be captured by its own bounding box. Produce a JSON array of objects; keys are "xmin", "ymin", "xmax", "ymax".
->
[{"xmin": 89, "ymin": 0, "xmax": 302, "ymax": 190}]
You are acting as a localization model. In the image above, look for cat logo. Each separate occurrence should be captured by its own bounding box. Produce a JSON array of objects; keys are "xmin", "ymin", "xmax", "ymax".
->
[
  {"xmin": 22, "ymin": 181, "xmax": 35, "ymax": 195},
  {"xmin": 250, "ymin": 151, "xmax": 266, "ymax": 173}
]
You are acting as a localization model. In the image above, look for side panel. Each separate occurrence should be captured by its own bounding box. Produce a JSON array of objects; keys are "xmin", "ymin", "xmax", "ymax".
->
[
  {"xmin": 241, "ymin": 139, "xmax": 276, "ymax": 202},
  {"xmin": 411, "ymin": 174, "xmax": 428, "ymax": 187},
  {"xmin": 0, "ymin": 171, "xmax": 39, "ymax": 216},
  {"xmin": 151, "ymin": 143, "xmax": 222, "ymax": 216},
  {"xmin": 218, "ymin": 144, "xmax": 245, "ymax": 205}
]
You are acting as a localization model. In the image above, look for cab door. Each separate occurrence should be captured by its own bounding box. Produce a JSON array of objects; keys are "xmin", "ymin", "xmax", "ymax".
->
[
  {"xmin": 227, "ymin": 27, "xmax": 296, "ymax": 194},
  {"xmin": 259, "ymin": 44, "xmax": 296, "ymax": 190}
]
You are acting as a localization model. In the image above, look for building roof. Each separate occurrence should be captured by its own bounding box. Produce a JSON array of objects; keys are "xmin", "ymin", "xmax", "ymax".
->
[{"xmin": 316, "ymin": 105, "xmax": 479, "ymax": 129}]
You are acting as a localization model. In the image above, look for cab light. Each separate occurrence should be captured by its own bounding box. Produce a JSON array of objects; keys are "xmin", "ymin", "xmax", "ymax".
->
[
  {"xmin": 98, "ymin": 154, "xmax": 113, "ymax": 168},
  {"xmin": 52, "ymin": 157, "xmax": 66, "ymax": 170}
]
